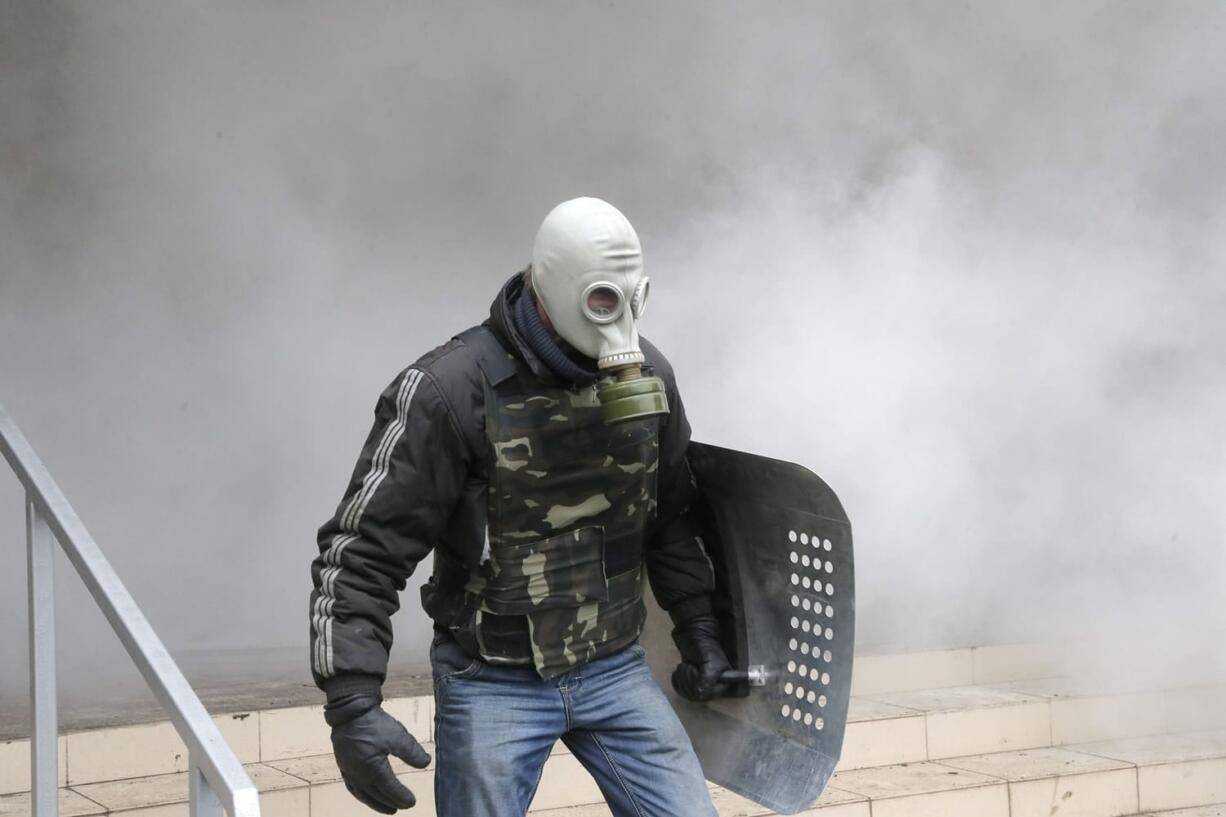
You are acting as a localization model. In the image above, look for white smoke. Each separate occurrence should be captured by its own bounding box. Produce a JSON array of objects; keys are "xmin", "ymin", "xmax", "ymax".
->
[{"xmin": 1, "ymin": 1, "xmax": 1223, "ymax": 714}]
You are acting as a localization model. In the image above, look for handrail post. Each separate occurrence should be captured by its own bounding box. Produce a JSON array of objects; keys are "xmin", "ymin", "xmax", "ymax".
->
[
  {"xmin": 5, "ymin": 404, "xmax": 259, "ymax": 817},
  {"xmin": 27, "ymin": 496, "xmax": 59, "ymax": 817},
  {"xmin": 189, "ymin": 759, "xmax": 225, "ymax": 817}
]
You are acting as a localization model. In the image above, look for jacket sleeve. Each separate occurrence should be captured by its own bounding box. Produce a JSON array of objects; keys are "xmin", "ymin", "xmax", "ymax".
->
[
  {"xmin": 644, "ymin": 360, "xmax": 717, "ymax": 625},
  {"xmin": 309, "ymin": 366, "xmax": 470, "ymax": 697}
]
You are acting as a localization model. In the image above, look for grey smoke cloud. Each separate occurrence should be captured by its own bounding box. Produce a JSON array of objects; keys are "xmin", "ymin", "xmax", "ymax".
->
[{"xmin": 1, "ymin": 1, "xmax": 1223, "ymax": 709}]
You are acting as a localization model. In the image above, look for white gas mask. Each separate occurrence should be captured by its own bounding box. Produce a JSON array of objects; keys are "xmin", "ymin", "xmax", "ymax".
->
[{"xmin": 530, "ymin": 197, "xmax": 668, "ymax": 423}]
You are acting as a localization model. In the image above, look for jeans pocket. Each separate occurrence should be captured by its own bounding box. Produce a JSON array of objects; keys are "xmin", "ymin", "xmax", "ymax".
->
[{"xmin": 430, "ymin": 634, "xmax": 484, "ymax": 687}]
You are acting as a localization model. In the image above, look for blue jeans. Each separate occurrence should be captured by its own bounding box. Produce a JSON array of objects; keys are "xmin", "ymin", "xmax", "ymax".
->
[{"xmin": 430, "ymin": 634, "xmax": 718, "ymax": 817}]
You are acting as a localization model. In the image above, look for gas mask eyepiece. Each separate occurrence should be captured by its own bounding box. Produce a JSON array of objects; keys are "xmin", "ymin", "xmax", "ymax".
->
[{"xmin": 530, "ymin": 197, "xmax": 670, "ymax": 424}]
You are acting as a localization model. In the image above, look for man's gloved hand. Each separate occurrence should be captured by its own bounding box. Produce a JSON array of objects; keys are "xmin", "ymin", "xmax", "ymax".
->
[
  {"xmin": 327, "ymin": 697, "xmax": 432, "ymax": 814},
  {"xmin": 670, "ymin": 613, "xmax": 733, "ymax": 702}
]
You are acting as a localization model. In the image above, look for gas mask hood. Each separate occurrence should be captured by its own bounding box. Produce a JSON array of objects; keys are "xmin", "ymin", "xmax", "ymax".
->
[{"xmin": 530, "ymin": 197, "xmax": 669, "ymax": 423}]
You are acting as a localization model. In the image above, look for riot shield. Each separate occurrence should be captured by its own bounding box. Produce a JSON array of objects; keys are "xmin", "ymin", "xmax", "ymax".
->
[{"xmin": 641, "ymin": 442, "xmax": 855, "ymax": 814}]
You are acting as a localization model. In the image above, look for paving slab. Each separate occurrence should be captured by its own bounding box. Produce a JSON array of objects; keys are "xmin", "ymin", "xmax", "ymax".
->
[
  {"xmin": 1137, "ymin": 758, "xmax": 1226, "ymax": 812},
  {"xmin": 1073, "ymin": 733, "xmax": 1226, "ymax": 813},
  {"xmin": 529, "ymin": 805, "xmax": 614, "ymax": 817},
  {"xmin": 793, "ymin": 785, "xmax": 871, "ymax": 816},
  {"xmin": 991, "ymin": 676, "xmax": 1156, "ymax": 698},
  {"xmin": 846, "ymin": 698, "xmax": 923, "ymax": 721},
  {"xmin": 991, "ymin": 678, "xmax": 1169, "ymax": 743},
  {"xmin": 708, "ymin": 785, "xmax": 775, "ymax": 816},
  {"xmin": 265, "ymin": 744, "xmax": 438, "ymax": 784},
  {"xmin": 938, "ymin": 747, "xmax": 1139, "ymax": 817},
  {"xmin": 869, "ymin": 684, "xmax": 1048, "ymax": 712},
  {"xmin": 0, "ymin": 737, "xmax": 67, "ymax": 795},
  {"xmin": 1071, "ymin": 732, "xmax": 1226, "ymax": 766},
  {"xmin": 839, "ymin": 699, "xmax": 928, "ymax": 770},
  {"xmin": 868, "ymin": 685, "xmax": 1051, "ymax": 758},
  {"xmin": 703, "ymin": 782, "xmax": 866, "ymax": 816},
  {"xmin": 832, "ymin": 760, "xmax": 1005, "ymax": 798},
  {"xmin": 308, "ymin": 768, "xmax": 432, "ymax": 817},
  {"xmin": 0, "ymin": 789, "xmax": 106, "ymax": 816},
  {"xmin": 937, "ymin": 746, "xmax": 1134, "ymax": 779},
  {"xmin": 527, "ymin": 753, "xmax": 604, "ymax": 811},
  {"xmin": 68, "ymin": 763, "xmax": 302, "ymax": 811},
  {"xmin": 64, "ymin": 721, "xmax": 186, "ymax": 785},
  {"xmin": 832, "ymin": 761, "xmax": 1008, "ymax": 817}
]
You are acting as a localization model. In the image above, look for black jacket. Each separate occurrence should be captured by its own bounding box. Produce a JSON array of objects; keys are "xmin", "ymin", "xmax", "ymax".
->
[{"xmin": 309, "ymin": 274, "xmax": 715, "ymax": 698}]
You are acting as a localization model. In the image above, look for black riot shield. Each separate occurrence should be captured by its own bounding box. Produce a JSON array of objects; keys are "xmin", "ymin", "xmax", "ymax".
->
[{"xmin": 641, "ymin": 442, "xmax": 855, "ymax": 815}]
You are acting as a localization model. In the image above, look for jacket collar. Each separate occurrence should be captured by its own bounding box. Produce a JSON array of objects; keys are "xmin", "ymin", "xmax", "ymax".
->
[{"xmin": 485, "ymin": 270, "xmax": 568, "ymax": 387}]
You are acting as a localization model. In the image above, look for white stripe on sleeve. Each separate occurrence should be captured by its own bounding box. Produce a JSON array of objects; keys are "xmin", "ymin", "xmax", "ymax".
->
[{"xmin": 312, "ymin": 369, "xmax": 424, "ymax": 677}]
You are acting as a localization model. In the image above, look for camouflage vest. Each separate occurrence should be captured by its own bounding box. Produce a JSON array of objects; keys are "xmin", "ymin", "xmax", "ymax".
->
[{"xmin": 459, "ymin": 325, "xmax": 660, "ymax": 677}]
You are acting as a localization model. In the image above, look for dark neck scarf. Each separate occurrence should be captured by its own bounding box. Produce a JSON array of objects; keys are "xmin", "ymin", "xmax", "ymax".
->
[{"xmin": 512, "ymin": 288, "xmax": 598, "ymax": 387}]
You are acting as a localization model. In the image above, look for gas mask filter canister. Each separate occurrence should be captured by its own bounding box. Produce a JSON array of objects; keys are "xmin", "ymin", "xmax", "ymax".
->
[{"xmin": 530, "ymin": 197, "xmax": 669, "ymax": 424}]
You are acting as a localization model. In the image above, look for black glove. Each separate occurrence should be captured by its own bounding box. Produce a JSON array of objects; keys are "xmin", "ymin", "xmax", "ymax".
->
[
  {"xmin": 328, "ymin": 697, "xmax": 432, "ymax": 814},
  {"xmin": 670, "ymin": 613, "xmax": 733, "ymax": 702}
]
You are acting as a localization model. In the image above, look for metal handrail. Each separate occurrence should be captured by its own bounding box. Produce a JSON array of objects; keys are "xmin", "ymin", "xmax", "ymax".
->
[{"xmin": 1, "ymin": 403, "xmax": 260, "ymax": 817}]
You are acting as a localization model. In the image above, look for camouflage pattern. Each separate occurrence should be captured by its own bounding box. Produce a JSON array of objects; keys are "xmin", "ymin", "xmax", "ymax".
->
[
  {"xmin": 468, "ymin": 526, "xmax": 609, "ymax": 614},
  {"xmin": 464, "ymin": 366, "xmax": 660, "ymax": 677}
]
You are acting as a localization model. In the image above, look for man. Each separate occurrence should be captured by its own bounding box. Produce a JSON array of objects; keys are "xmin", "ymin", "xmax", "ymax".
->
[{"xmin": 309, "ymin": 197, "xmax": 732, "ymax": 817}]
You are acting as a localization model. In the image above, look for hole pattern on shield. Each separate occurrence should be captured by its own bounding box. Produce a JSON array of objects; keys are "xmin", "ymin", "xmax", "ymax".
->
[{"xmin": 782, "ymin": 528, "xmax": 837, "ymax": 731}]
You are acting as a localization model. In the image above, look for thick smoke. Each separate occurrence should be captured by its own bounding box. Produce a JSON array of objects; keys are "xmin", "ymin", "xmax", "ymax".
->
[{"xmin": 1, "ymin": 1, "xmax": 1223, "ymax": 711}]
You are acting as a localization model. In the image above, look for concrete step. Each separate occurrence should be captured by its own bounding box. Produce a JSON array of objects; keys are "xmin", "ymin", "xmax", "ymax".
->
[
  {"xmin": 3, "ymin": 642, "xmax": 1224, "ymax": 815},
  {"xmin": 1068, "ymin": 734, "xmax": 1226, "ymax": 814},
  {"xmin": 0, "ymin": 698, "xmax": 432, "ymax": 794},
  {"xmin": 4, "ymin": 652, "xmax": 1221, "ymax": 785},
  {"xmin": 3, "ymin": 735, "xmax": 1226, "ymax": 816},
  {"xmin": 0, "ymin": 640, "xmax": 1066, "ymax": 794},
  {"xmin": 7, "ymin": 676, "xmax": 1218, "ymax": 792},
  {"xmin": 826, "ymin": 731, "xmax": 1226, "ymax": 817},
  {"xmin": 843, "ymin": 679, "xmax": 1226, "ymax": 770}
]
